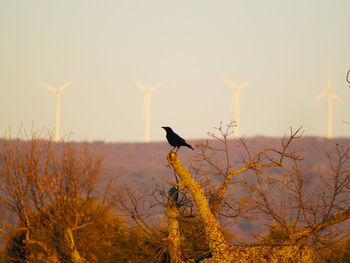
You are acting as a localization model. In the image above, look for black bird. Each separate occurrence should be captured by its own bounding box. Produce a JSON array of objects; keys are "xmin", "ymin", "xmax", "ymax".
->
[
  {"xmin": 168, "ymin": 186, "xmax": 179, "ymax": 205},
  {"xmin": 162, "ymin": 126, "xmax": 194, "ymax": 152}
]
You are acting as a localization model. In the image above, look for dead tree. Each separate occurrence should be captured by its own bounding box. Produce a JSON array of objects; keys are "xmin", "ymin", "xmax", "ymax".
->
[
  {"xmin": 167, "ymin": 186, "xmax": 184, "ymax": 263},
  {"xmin": 166, "ymin": 123, "xmax": 350, "ymax": 262}
]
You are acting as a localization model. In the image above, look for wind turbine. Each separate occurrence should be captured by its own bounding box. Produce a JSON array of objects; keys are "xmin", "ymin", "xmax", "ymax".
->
[
  {"xmin": 314, "ymin": 70, "xmax": 341, "ymax": 139},
  {"xmin": 39, "ymin": 79, "xmax": 74, "ymax": 142},
  {"xmin": 222, "ymin": 76, "xmax": 250, "ymax": 139},
  {"xmin": 133, "ymin": 79, "xmax": 162, "ymax": 143}
]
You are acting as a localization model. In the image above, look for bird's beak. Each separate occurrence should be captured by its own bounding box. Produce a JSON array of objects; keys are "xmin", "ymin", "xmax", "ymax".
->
[{"xmin": 161, "ymin": 127, "xmax": 165, "ymax": 129}]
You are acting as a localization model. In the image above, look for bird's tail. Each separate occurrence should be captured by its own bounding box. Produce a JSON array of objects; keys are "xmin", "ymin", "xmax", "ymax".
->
[{"xmin": 185, "ymin": 143, "xmax": 194, "ymax": 150}]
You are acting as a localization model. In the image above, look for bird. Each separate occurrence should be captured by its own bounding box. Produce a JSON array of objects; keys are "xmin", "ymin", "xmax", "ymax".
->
[
  {"xmin": 162, "ymin": 126, "xmax": 194, "ymax": 152},
  {"xmin": 168, "ymin": 186, "xmax": 179, "ymax": 205}
]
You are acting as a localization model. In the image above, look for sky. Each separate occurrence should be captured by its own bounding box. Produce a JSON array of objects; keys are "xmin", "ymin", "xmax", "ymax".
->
[{"xmin": 1, "ymin": 0, "xmax": 350, "ymax": 142}]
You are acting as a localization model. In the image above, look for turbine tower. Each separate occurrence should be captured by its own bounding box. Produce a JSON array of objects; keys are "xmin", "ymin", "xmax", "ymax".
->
[
  {"xmin": 39, "ymin": 79, "xmax": 74, "ymax": 142},
  {"xmin": 314, "ymin": 70, "xmax": 341, "ymax": 139},
  {"xmin": 222, "ymin": 76, "xmax": 250, "ymax": 139},
  {"xmin": 133, "ymin": 79, "xmax": 161, "ymax": 143}
]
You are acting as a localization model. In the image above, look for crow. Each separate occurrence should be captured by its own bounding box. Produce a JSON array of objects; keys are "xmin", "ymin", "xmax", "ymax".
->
[{"xmin": 162, "ymin": 126, "xmax": 194, "ymax": 152}]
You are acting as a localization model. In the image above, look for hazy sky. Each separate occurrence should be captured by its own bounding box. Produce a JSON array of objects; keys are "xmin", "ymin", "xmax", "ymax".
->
[{"xmin": 1, "ymin": 0, "xmax": 350, "ymax": 142}]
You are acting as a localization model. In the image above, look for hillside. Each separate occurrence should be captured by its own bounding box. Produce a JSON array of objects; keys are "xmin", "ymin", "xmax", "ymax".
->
[
  {"xmin": 90, "ymin": 136, "xmax": 350, "ymax": 191},
  {"xmin": 87, "ymin": 136, "xmax": 349, "ymax": 240},
  {"xmin": 1, "ymin": 135, "xmax": 349, "ymax": 261}
]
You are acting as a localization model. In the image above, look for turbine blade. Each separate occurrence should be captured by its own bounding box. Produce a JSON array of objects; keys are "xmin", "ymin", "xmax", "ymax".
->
[
  {"xmin": 333, "ymin": 93, "xmax": 342, "ymax": 103},
  {"xmin": 59, "ymin": 78, "xmax": 74, "ymax": 91},
  {"xmin": 237, "ymin": 80, "xmax": 251, "ymax": 90},
  {"xmin": 149, "ymin": 83, "xmax": 162, "ymax": 93},
  {"xmin": 221, "ymin": 76, "xmax": 235, "ymax": 89},
  {"xmin": 38, "ymin": 81, "xmax": 56, "ymax": 92},
  {"xmin": 313, "ymin": 90, "xmax": 327, "ymax": 102},
  {"xmin": 133, "ymin": 79, "xmax": 147, "ymax": 92}
]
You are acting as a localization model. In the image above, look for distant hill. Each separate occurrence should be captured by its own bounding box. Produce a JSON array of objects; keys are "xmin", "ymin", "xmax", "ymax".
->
[
  {"xmin": 1, "ymin": 136, "xmax": 349, "ymax": 241},
  {"xmin": 89, "ymin": 136, "xmax": 350, "ymax": 191},
  {"xmin": 89, "ymin": 136, "xmax": 350, "ymax": 239}
]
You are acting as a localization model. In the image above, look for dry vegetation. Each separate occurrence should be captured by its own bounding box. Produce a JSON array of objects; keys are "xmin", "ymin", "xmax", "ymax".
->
[{"xmin": 0, "ymin": 123, "xmax": 349, "ymax": 262}]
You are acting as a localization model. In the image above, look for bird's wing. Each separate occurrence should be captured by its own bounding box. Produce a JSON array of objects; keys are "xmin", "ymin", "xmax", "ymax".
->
[
  {"xmin": 313, "ymin": 90, "xmax": 327, "ymax": 102},
  {"xmin": 174, "ymin": 132, "xmax": 186, "ymax": 144},
  {"xmin": 59, "ymin": 79, "xmax": 74, "ymax": 92},
  {"xmin": 133, "ymin": 79, "xmax": 147, "ymax": 91},
  {"xmin": 38, "ymin": 81, "xmax": 56, "ymax": 92}
]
